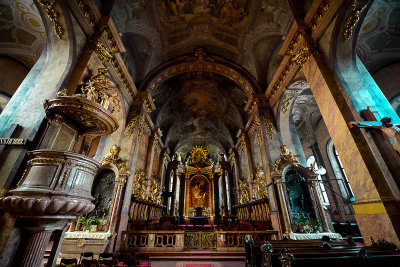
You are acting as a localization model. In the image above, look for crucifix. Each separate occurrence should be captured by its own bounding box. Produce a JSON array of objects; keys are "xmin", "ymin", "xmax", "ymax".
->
[{"xmin": 348, "ymin": 107, "xmax": 400, "ymax": 154}]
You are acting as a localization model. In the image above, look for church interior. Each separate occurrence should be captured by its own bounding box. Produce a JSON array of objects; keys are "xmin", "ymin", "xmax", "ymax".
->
[{"xmin": 1, "ymin": 0, "xmax": 400, "ymax": 266}]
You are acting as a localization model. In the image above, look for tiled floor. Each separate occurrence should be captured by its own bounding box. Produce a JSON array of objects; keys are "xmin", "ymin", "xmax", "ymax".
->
[{"xmin": 151, "ymin": 261, "xmax": 245, "ymax": 267}]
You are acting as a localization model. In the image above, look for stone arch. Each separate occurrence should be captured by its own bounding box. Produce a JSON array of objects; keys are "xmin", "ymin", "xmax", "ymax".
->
[
  {"xmin": 138, "ymin": 48, "xmax": 263, "ymax": 98},
  {"xmin": 0, "ymin": 0, "xmax": 83, "ymax": 135},
  {"xmin": 276, "ymin": 79, "xmax": 309, "ymax": 166},
  {"xmin": 329, "ymin": 0, "xmax": 400, "ymax": 124}
]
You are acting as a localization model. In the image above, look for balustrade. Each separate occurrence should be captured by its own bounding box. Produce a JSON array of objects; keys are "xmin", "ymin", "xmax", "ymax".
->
[
  {"xmin": 122, "ymin": 230, "xmax": 278, "ymax": 251},
  {"xmin": 235, "ymin": 199, "xmax": 271, "ymax": 222}
]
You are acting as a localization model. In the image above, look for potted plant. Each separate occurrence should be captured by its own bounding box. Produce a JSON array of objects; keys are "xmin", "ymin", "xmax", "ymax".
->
[
  {"xmin": 89, "ymin": 217, "xmax": 100, "ymax": 232},
  {"xmin": 78, "ymin": 217, "xmax": 92, "ymax": 232},
  {"xmin": 309, "ymin": 218, "xmax": 323, "ymax": 233},
  {"xmin": 294, "ymin": 214, "xmax": 307, "ymax": 233}
]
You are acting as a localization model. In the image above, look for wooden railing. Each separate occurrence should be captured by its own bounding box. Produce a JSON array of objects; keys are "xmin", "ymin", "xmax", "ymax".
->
[
  {"xmin": 129, "ymin": 199, "xmax": 164, "ymax": 222},
  {"xmin": 235, "ymin": 198, "xmax": 271, "ymax": 222}
]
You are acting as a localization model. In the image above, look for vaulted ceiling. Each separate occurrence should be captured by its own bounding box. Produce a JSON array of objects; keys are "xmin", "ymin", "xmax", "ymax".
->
[
  {"xmin": 111, "ymin": 0, "xmax": 293, "ymax": 157},
  {"xmin": 112, "ymin": 0, "xmax": 293, "ymax": 85}
]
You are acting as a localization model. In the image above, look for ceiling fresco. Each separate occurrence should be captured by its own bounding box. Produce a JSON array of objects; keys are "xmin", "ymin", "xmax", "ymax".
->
[
  {"xmin": 0, "ymin": 0, "xmax": 45, "ymax": 68},
  {"xmin": 156, "ymin": 0, "xmax": 250, "ymax": 27},
  {"xmin": 150, "ymin": 72, "xmax": 247, "ymax": 157},
  {"xmin": 112, "ymin": 0, "xmax": 292, "ymax": 85},
  {"xmin": 357, "ymin": 0, "xmax": 400, "ymax": 73}
]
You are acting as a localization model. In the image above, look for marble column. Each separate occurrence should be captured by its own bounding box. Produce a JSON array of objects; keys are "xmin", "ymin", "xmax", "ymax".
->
[
  {"xmin": 170, "ymin": 169, "xmax": 178, "ymax": 216},
  {"xmin": 274, "ymin": 179, "xmax": 292, "ymax": 234},
  {"xmin": 19, "ymin": 229, "xmax": 53, "ymax": 267},
  {"xmin": 221, "ymin": 171, "xmax": 228, "ymax": 216},
  {"xmin": 108, "ymin": 177, "xmax": 127, "ymax": 233},
  {"xmin": 302, "ymin": 43, "xmax": 400, "ymax": 246}
]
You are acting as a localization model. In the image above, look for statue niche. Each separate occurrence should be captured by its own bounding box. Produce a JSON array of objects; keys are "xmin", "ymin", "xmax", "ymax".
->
[
  {"xmin": 285, "ymin": 171, "xmax": 315, "ymax": 222},
  {"xmin": 87, "ymin": 170, "xmax": 116, "ymax": 231}
]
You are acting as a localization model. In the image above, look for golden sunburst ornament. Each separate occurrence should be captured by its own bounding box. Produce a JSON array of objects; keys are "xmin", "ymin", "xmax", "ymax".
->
[{"xmin": 187, "ymin": 145, "xmax": 213, "ymax": 167}]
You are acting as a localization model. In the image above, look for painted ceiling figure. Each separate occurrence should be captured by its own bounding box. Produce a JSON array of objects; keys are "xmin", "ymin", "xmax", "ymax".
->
[{"xmin": 351, "ymin": 117, "xmax": 400, "ymax": 153}]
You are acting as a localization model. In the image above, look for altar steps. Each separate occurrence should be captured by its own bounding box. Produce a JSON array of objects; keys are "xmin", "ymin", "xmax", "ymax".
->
[{"xmin": 146, "ymin": 251, "xmax": 245, "ymax": 262}]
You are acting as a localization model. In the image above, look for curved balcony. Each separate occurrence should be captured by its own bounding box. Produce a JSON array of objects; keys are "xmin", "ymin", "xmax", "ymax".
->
[{"xmin": 44, "ymin": 96, "xmax": 118, "ymax": 136}]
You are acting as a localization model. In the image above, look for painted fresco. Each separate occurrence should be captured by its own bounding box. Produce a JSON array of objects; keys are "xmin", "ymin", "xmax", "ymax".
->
[
  {"xmin": 173, "ymin": 80, "xmax": 226, "ymax": 136},
  {"xmin": 157, "ymin": 0, "xmax": 250, "ymax": 26}
]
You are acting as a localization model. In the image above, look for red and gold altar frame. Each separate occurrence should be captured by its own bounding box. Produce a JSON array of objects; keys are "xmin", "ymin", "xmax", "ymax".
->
[{"xmin": 185, "ymin": 174, "xmax": 213, "ymax": 219}]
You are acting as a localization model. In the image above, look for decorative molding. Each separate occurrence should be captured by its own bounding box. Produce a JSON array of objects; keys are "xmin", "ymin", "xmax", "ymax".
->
[
  {"xmin": 125, "ymin": 110, "xmax": 139, "ymax": 136},
  {"xmin": 281, "ymin": 94, "xmax": 295, "ymax": 113},
  {"xmin": 38, "ymin": 0, "xmax": 63, "ymax": 38},
  {"xmin": 343, "ymin": 0, "xmax": 369, "ymax": 40},
  {"xmin": 271, "ymin": 145, "xmax": 300, "ymax": 175},
  {"xmin": 77, "ymin": 0, "xmax": 96, "ymax": 27},
  {"xmin": 263, "ymin": 112, "xmax": 275, "ymax": 139},
  {"xmin": 100, "ymin": 145, "xmax": 129, "ymax": 173},
  {"xmin": 309, "ymin": 1, "xmax": 330, "ymax": 31},
  {"xmin": 140, "ymin": 48, "xmax": 262, "ymax": 96}
]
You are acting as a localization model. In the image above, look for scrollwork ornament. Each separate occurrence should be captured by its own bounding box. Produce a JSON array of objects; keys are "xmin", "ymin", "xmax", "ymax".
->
[
  {"xmin": 125, "ymin": 111, "xmax": 139, "ymax": 136},
  {"xmin": 38, "ymin": 0, "xmax": 63, "ymax": 38},
  {"xmin": 343, "ymin": 0, "xmax": 369, "ymax": 40},
  {"xmin": 100, "ymin": 145, "xmax": 129, "ymax": 173},
  {"xmin": 263, "ymin": 112, "xmax": 275, "ymax": 139},
  {"xmin": 271, "ymin": 145, "xmax": 300, "ymax": 175}
]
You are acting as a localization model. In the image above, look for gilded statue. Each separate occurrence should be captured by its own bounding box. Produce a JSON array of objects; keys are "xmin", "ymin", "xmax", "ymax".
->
[
  {"xmin": 100, "ymin": 145, "xmax": 129, "ymax": 173},
  {"xmin": 133, "ymin": 169, "xmax": 148, "ymax": 200},
  {"xmin": 254, "ymin": 165, "xmax": 268, "ymax": 199},
  {"xmin": 271, "ymin": 145, "xmax": 300, "ymax": 175},
  {"xmin": 148, "ymin": 178, "xmax": 162, "ymax": 205},
  {"xmin": 238, "ymin": 179, "xmax": 250, "ymax": 204},
  {"xmin": 75, "ymin": 68, "xmax": 120, "ymax": 114}
]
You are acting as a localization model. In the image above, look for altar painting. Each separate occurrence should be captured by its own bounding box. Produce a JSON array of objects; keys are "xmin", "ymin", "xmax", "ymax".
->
[{"xmin": 189, "ymin": 175, "xmax": 210, "ymax": 210}]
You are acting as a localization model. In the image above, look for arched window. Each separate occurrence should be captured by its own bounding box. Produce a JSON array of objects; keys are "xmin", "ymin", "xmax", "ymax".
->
[
  {"xmin": 327, "ymin": 139, "xmax": 354, "ymax": 200},
  {"xmin": 0, "ymin": 93, "xmax": 10, "ymax": 114},
  {"xmin": 307, "ymin": 156, "xmax": 330, "ymax": 205}
]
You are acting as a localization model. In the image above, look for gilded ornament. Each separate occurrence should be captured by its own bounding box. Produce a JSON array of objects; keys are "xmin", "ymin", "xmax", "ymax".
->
[
  {"xmin": 271, "ymin": 145, "xmax": 300, "ymax": 175},
  {"xmin": 74, "ymin": 68, "xmax": 120, "ymax": 114},
  {"xmin": 78, "ymin": 0, "xmax": 95, "ymax": 26},
  {"xmin": 254, "ymin": 117, "xmax": 263, "ymax": 144},
  {"xmin": 132, "ymin": 169, "xmax": 148, "ymax": 200},
  {"xmin": 291, "ymin": 45, "xmax": 312, "ymax": 67},
  {"xmin": 100, "ymin": 145, "xmax": 129, "ymax": 173},
  {"xmin": 343, "ymin": 0, "xmax": 369, "ymax": 40},
  {"xmin": 238, "ymin": 179, "xmax": 250, "ymax": 204},
  {"xmin": 184, "ymin": 48, "xmax": 216, "ymax": 63},
  {"xmin": 281, "ymin": 94, "xmax": 295, "ymax": 113},
  {"xmin": 95, "ymin": 41, "xmax": 114, "ymax": 64},
  {"xmin": 38, "ymin": 0, "xmax": 64, "ymax": 39},
  {"xmin": 186, "ymin": 145, "xmax": 213, "ymax": 167},
  {"xmin": 263, "ymin": 112, "xmax": 275, "ymax": 139},
  {"xmin": 38, "ymin": 0, "xmax": 63, "ymax": 38},
  {"xmin": 56, "ymin": 88, "xmax": 68, "ymax": 97},
  {"xmin": 125, "ymin": 111, "xmax": 139, "ymax": 136},
  {"xmin": 254, "ymin": 165, "xmax": 268, "ymax": 199}
]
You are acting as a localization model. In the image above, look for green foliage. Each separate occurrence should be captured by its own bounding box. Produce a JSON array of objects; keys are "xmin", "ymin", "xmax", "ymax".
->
[
  {"xmin": 294, "ymin": 214, "xmax": 323, "ymax": 233},
  {"xmin": 78, "ymin": 216, "xmax": 99, "ymax": 230}
]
